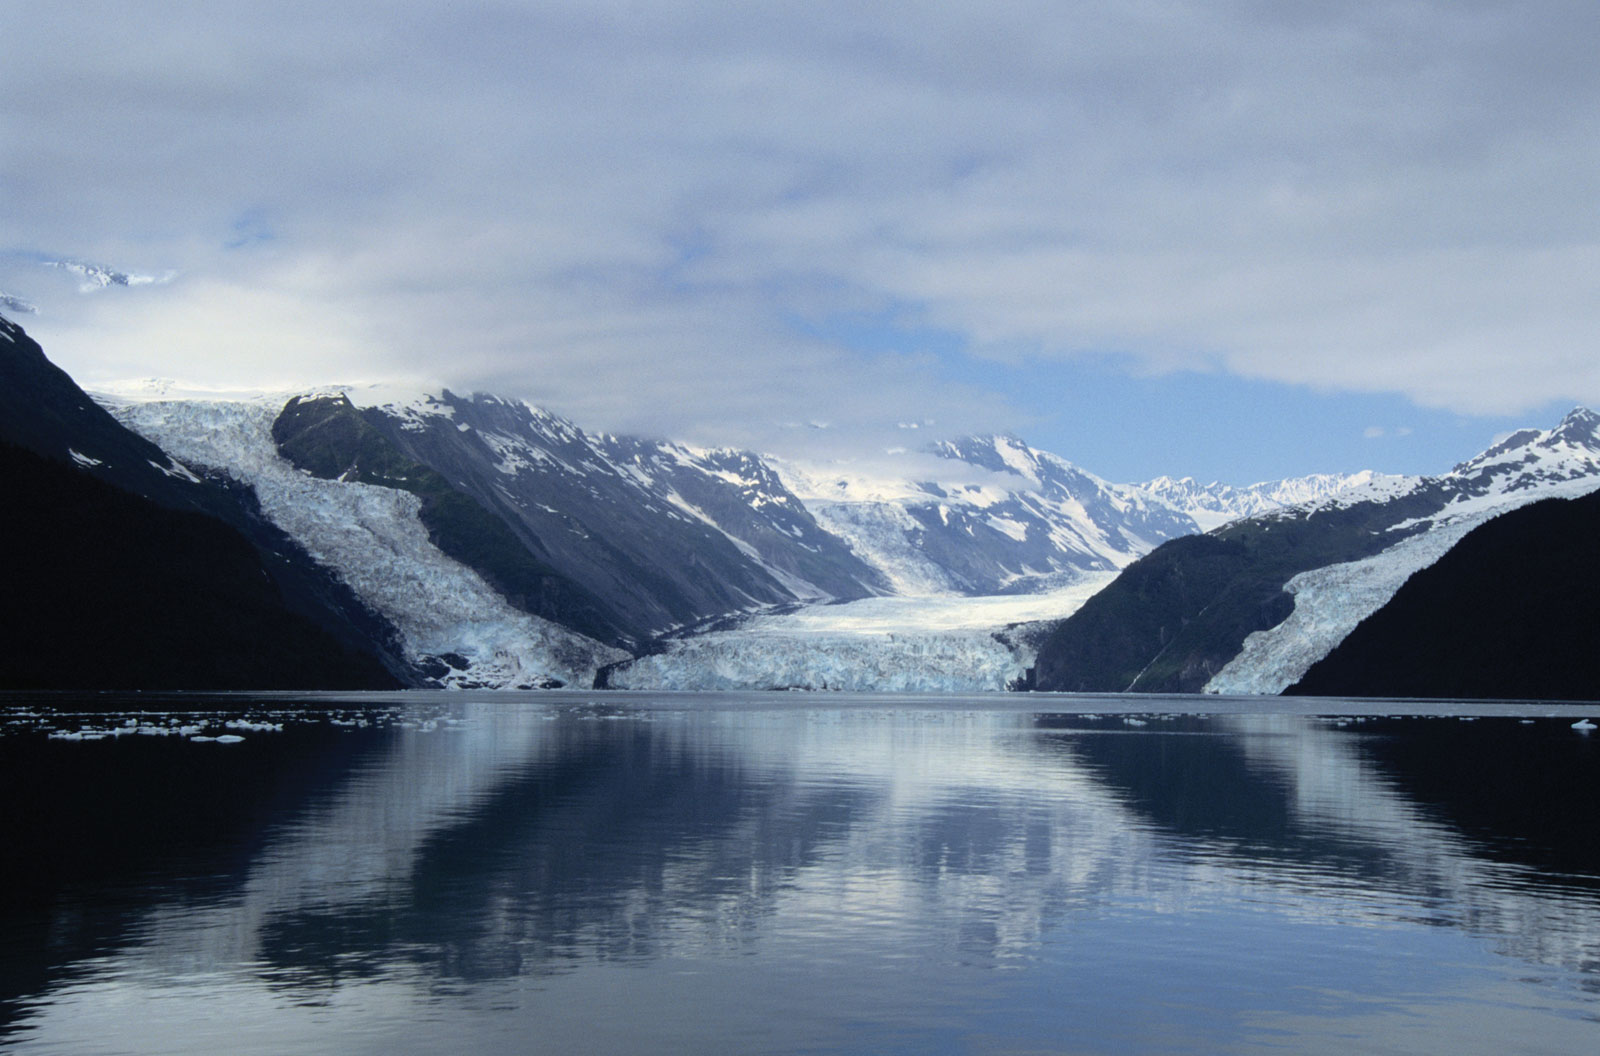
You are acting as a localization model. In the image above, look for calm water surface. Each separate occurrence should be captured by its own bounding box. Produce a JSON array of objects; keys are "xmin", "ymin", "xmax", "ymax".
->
[{"xmin": 2, "ymin": 692, "xmax": 1598, "ymax": 1054}]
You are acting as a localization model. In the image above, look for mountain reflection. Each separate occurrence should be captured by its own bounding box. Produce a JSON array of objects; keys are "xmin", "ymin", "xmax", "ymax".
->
[
  {"xmin": 254, "ymin": 722, "xmax": 881, "ymax": 982},
  {"xmin": 7, "ymin": 702, "xmax": 1600, "ymax": 1019},
  {"xmin": 1070, "ymin": 714, "xmax": 1600, "ymax": 987}
]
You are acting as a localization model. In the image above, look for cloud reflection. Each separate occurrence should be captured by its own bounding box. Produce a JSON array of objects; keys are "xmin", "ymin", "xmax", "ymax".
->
[{"xmin": 5, "ymin": 703, "xmax": 1598, "ymax": 1053}]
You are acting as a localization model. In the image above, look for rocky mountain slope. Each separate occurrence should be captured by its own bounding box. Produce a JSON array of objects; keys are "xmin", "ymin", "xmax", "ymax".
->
[
  {"xmin": 1030, "ymin": 408, "xmax": 1600, "ymax": 694},
  {"xmin": 352, "ymin": 390, "xmax": 890, "ymax": 643}
]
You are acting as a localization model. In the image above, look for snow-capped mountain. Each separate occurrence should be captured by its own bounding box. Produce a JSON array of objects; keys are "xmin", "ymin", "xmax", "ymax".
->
[
  {"xmin": 45, "ymin": 258, "xmax": 173, "ymax": 290},
  {"xmin": 1139, "ymin": 471, "xmax": 1398, "ymax": 532},
  {"xmin": 776, "ymin": 434, "xmax": 1200, "ymax": 597},
  {"xmin": 1447, "ymin": 406, "xmax": 1600, "ymax": 499},
  {"xmin": 607, "ymin": 433, "xmax": 1214, "ymax": 692},
  {"xmin": 348, "ymin": 390, "xmax": 891, "ymax": 642},
  {"xmin": 32, "ymin": 289, "xmax": 1590, "ymax": 697},
  {"xmin": 1034, "ymin": 407, "xmax": 1600, "ymax": 695}
]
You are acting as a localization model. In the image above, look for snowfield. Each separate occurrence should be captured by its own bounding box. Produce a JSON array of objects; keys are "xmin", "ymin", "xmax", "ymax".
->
[{"xmin": 100, "ymin": 393, "xmax": 627, "ymax": 688}]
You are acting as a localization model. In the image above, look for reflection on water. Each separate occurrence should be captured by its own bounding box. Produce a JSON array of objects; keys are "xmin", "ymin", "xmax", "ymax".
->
[{"xmin": 2, "ymin": 697, "xmax": 1598, "ymax": 1054}]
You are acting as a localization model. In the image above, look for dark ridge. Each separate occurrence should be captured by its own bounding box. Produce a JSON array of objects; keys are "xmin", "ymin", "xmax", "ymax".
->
[
  {"xmin": 0, "ymin": 312, "xmax": 188, "ymax": 505},
  {"xmin": 0, "ymin": 314, "xmax": 413, "ymax": 687},
  {"xmin": 0, "ymin": 440, "xmax": 400, "ymax": 690},
  {"xmin": 1287, "ymin": 489, "xmax": 1600, "ymax": 701},
  {"xmin": 358, "ymin": 392, "xmax": 848, "ymax": 637},
  {"xmin": 1030, "ymin": 486, "xmax": 1447, "ymax": 693},
  {"xmin": 272, "ymin": 394, "xmax": 632, "ymax": 648}
]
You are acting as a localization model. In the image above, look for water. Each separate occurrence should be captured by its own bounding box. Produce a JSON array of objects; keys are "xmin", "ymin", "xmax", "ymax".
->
[{"xmin": 2, "ymin": 692, "xmax": 1598, "ymax": 1054}]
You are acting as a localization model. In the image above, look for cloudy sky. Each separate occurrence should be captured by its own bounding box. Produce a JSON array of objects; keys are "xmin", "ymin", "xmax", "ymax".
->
[{"xmin": 4, "ymin": 1, "xmax": 1599, "ymax": 484}]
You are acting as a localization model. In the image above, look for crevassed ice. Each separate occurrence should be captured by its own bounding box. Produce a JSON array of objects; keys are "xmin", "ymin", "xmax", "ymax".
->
[
  {"xmin": 1204, "ymin": 523, "xmax": 1477, "ymax": 695},
  {"xmin": 101, "ymin": 396, "xmax": 625, "ymax": 688},
  {"xmin": 1206, "ymin": 475, "xmax": 1600, "ymax": 695},
  {"xmin": 607, "ymin": 631, "xmax": 1029, "ymax": 692},
  {"xmin": 608, "ymin": 578, "xmax": 1114, "ymax": 692}
]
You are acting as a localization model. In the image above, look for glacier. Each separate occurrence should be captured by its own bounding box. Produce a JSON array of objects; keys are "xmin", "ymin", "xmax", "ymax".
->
[
  {"xmin": 1207, "ymin": 410, "xmax": 1600, "ymax": 694},
  {"xmin": 100, "ymin": 393, "xmax": 627, "ymax": 688},
  {"xmin": 606, "ymin": 576, "xmax": 1118, "ymax": 692},
  {"xmin": 1204, "ymin": 521, "xmax": 1482, "ymax": 695}
]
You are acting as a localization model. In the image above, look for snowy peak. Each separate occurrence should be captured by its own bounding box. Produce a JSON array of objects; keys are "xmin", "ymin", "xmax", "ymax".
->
[
  {"xmin": 1449, "ymin": 405, "xmax": 1600, "ymax": 498},
  {"xmin": 779, "ymin": 433, "xmax": 1199, "ymax": 596},
  {"xmin": 44, "ymin": 257, "xmax": 174, "ymax": 291},
  {"xmin": 1139, "ymin": 471, "xmax": 1391, "ymax": 531},
  {"xmin": 929, "ymin": 434, "xmax": 1050, "ymax": 485},
  {"xmin": 1551, "ymin": 406, "xmax": 1600, "ymax": 445},
  {"xmin": 1470, "ymin": 428, "xmax": 1544, "ymax": 465}
]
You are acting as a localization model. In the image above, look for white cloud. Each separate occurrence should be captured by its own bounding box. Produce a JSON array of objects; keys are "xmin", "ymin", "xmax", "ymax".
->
[{"xmin": 4, "ymin": 0, "xmax": 1599, "ymax": 455}]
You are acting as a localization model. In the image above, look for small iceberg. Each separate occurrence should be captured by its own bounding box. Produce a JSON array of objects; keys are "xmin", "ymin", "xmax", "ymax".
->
[{"xmin": 1572, "ymin": 719, "xmax": 1597, "ymax": 732}]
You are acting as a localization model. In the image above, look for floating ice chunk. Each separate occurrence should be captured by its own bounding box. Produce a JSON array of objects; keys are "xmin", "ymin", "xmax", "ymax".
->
[{"xmin": 1572, "ymin": 719, "xmax": 1596, "ymax": 732}]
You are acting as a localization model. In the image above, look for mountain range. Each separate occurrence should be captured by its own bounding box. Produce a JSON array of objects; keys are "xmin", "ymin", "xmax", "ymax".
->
[
  {"xmin": 4, "ymin": 312, "xmax": 1597, "ymax": 697},
  {"xmin": 1030, "ymin": 407, "xmax": 1600, "ymax": 695}
]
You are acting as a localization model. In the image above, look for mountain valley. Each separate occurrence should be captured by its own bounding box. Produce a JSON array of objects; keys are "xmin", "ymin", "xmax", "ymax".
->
[{"xmin": 5, "ymin": 310, "xmax": 1598, "ymax": 698}]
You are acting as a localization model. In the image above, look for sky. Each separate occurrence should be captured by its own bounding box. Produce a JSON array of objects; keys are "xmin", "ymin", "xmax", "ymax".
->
[{"xmin": 3, "ymin": 1, "xmax": 1599, "ymax": 485}]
